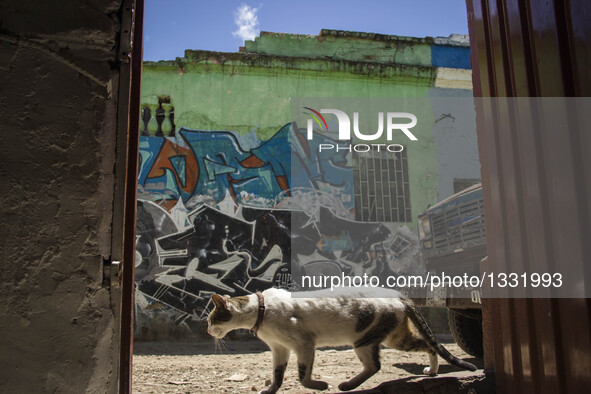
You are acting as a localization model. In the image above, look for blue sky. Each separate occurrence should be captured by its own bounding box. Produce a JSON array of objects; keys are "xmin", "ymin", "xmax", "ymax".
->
[{"xmin": 143, "ymin": 0, "xmax": 469, "ymax": 61}]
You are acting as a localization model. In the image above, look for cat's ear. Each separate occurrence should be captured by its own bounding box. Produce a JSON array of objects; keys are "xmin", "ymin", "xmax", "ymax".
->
[{"xmin": 211, "ymin": 294, "xmax": 227, "ymax": 309}]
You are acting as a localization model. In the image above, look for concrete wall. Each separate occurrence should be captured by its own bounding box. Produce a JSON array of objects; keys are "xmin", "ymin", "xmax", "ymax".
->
[
  {"xmin": 0, "ymin": 0, "xmax": 127, "ymax": 392},
  {"xmin": 135, "ymin": 31, "xmax": 477, "ymax": 339}
]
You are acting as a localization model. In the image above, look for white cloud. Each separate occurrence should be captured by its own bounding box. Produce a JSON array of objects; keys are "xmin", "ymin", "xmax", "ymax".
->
[{"xmin": 232, "ymin": 4, "xmax": 260, "ymax": 42}]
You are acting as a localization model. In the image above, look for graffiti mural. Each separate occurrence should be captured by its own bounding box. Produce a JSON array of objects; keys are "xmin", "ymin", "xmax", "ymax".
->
[
  {"xmin": 135, "ymin": 123, "xmax": 420, "ymax": 335},
  {"xmin": 139, "ymin": 125, "xmax": 289, "ymax": 209},
  {"xmin": 138, "ymin": 123, "xmax": 356, "ymax": 210}
]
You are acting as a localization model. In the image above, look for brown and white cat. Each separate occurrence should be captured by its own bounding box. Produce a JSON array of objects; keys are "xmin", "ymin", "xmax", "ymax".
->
[{"xmin": 207, "ymin": 288, "xmax": 477, "ymax": 394}]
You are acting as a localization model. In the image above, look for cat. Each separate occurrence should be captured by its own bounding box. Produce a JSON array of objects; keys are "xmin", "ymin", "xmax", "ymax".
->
[{"xmin": 207, "ymin": 288, "xmax": 477, "ymax": 394}]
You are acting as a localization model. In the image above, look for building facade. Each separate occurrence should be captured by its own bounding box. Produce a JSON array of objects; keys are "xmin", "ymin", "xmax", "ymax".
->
[{"xmin": 135, "ymin": 30, "xmax": 478, "ymax": 338}]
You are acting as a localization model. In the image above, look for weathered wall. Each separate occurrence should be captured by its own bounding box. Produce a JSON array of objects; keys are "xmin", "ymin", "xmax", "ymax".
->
[
  {"xmin": 135, "ymin": 31, "xmax": 476, "ymax": 339},
  {"xmin": 0, "ymin": 0, "xmax": 126, "ymax": 392},
  {"xmin": 244, "ymin": 30, "xmax": 471, "ymax": 70}
]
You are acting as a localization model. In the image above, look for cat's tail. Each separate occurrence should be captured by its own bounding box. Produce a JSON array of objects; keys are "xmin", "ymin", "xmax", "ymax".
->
[{"xmin": 401, "ymin": 299, "xmax": 478, "ymax": 372}]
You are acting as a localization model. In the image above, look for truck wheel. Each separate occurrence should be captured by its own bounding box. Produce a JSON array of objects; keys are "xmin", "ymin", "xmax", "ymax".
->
[{"xmin": 447, "ymin": 308, "xmax": 483, "ymax": 358}]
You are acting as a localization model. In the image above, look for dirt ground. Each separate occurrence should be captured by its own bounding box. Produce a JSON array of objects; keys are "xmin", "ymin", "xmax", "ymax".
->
[{"xmin": 133, "ymin": 335, "xmax": 483, "ymax": 394}]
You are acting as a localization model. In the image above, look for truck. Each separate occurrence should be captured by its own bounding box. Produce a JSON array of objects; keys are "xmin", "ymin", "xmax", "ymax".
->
[{"xmin": 413, "ymin": 183, "xmax": 486, "ymax": 357}]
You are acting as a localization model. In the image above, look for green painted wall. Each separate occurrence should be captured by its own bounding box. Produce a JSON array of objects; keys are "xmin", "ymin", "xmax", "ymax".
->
[{"xmin": 142, "ymin": 54, "xmax": 435, "ymax": 135}]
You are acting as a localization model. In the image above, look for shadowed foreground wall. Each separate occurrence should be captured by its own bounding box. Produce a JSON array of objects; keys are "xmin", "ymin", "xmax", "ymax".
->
[{"xmin": 0, "ymin": 0, "xmax": 129, "ymax": 392}]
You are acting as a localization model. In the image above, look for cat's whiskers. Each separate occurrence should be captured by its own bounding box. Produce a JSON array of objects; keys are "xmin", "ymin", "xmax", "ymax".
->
[{"xmin": 214, "ymin": 337, "xmax": 228, "ymax": 354}]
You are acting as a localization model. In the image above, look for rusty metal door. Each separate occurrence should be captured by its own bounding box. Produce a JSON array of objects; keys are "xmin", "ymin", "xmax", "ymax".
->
[
  {"xmin": 465, "ymin": 0, "xmax": 591, "ymax": 393},
  {"xmin": 114, "ymin": 0, "xmax": 144, "ymax": 392}
]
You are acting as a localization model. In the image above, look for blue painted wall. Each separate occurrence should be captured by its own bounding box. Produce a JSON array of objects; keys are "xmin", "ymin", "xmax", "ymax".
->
[{"xmin": 431, "ymin": 45, "xmax": 471, "ymax": 69}]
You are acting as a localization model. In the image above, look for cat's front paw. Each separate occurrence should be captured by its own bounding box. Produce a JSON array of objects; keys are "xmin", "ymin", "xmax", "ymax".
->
[
  {"xmin": 423, "ymin": 366, "xmax": 437, "ymax": 376},
  {"xmin": 258, "ymin": 384, "xmax": 279, "ymax": 394}
]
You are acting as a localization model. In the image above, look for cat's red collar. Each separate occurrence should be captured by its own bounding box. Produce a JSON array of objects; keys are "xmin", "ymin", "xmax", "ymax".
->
[{"xmin": 250, "ymin": 291, "xmax": 265, "ymax": 335}]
